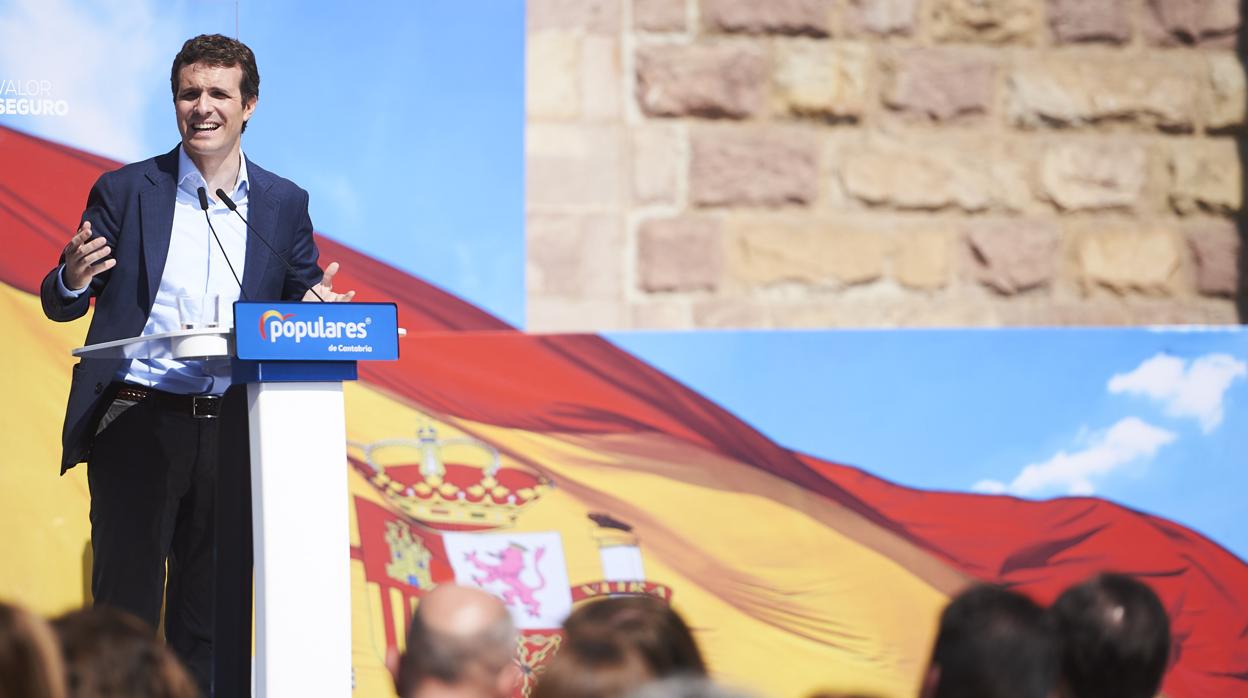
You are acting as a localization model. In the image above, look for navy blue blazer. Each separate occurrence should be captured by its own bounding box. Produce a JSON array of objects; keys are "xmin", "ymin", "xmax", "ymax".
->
[{"xmin": 40, "ymin": 146, "xmax": 324, "ymax": 473}]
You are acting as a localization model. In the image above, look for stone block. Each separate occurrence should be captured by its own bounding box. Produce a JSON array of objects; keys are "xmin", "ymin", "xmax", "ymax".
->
[
  {"xmin": 1007, "ymin": 54, "xmax": 1202, "ymax": 131},
  {"xmin": 839, "ymin": 140, "xmax": 1027, "ymax": 212},
  {"xmin": 844, "ymin": 0, "xmax": 920, "ymax": 36},
  {"xmin": 895, "ymin": 231, "xmax": 953, "ymax": 290},
  {"xmin": 701, "ymin": 0, "xmax": 834, "ymax": 36},
  {"xmin": 637, "ymin": 217, "xmax": 723, "ymax": 292},
  {"xmin": 1039, "ymin": 142, "xmax": 1148, "ymax": 212},
  {"xmin": 630, "ymin": 301, "xmax": 693, "ymax": 328},
  {"xmin": 1047, "ymin": 0, "xmax": 1131, "ymax": 43},
  {"xmin": 692, "ymin": 299, "xmax": 773, "ymax": 328},
  {"xmin": 1206, "ymin": 52, "xmax": 1247, "ymax": 131},
  {"xmin": 528, "ymin": 0, "xmax": 621, "ymax": 34},
  {"xmin": 527, "ymin": 298, "xmax": 627, "ymax": 332},
  {"xmin": 727, "ymin": 217, "xmax": 888, "ymax": 287},
  {"xmin": 929, "ymin": 0, "xmax": 1042, "ymax": 43},
  {"xmin": 1184, "ymin": 219, "xmax": 1241, "ymax": 296},
  {"xmin": 1169, "ymin": 139, "xmax": 1243, "ymax": 215},
  {"xmin": 1144, "ymin": 0, "xmax": 1241, "ymax": 46},
  {"xmin": 690, "ymin": 127, "xmax": 819, "ymax": 207},
  {"xmin": 774, "ymin": 41, "xmax": 871, "ymax": 120},
  {"xmin": 581, "ymin": 36, "xmax": 621, "ymax": 120},
  {"xmin": 527, "ymin": 124, "xmax": 622, "ymax": 208},
  {"xmin": 527, "ymin": 33, "xmax": 580, "ymax": 120},
  {"xmin": 1075, "ymin": 227, "xmax": 1183, "ymax": 295},
  {"xmin": 632, "ymin": 125, "xmax": 682, "ymax": 205},
  {"xmin": 966, "ymin": 219, "xmax": 1060, "ymax": 294},
  {"xmin": 527, "ymin": 214, "xmax": 623, "ymax": 298},
  {"xmin": 635, "ymin": 0, "xmax": 688, "ymax": 31},
  {"xmin": 635, "ymin": 44, "xmax": 767, "ymax": 119},
  {"xmin": 882, "ymin": 48, "xmax": 997, "ymax": 121}
]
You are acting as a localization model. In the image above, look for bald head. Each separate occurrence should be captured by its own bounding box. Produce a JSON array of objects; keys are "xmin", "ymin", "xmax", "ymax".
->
[
  {"xmin": 418, "ymin": 584, "xmax": 511, "ymax": 637},
  {"xmin": 397, "ymin": 585, "xmax": 519, "ymax": 698}
]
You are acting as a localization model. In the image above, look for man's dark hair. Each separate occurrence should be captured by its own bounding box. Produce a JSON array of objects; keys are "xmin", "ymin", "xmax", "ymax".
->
[
  {"xmin": 170, "ymin": 34, "xmax": 260, "ymax": 131},
  {"xmin": 928, "ymin": 584, "xmax": 1059, "ymax": 698},
  {"xmin": 562, "ymin": 596, "xmax": 706, "ymax": 677},
  {"xmin": 52, "ymin": 607, "xmax": 197, "ymax": 698},
  {"xmin": 1051, "ymin": 573, "xmax": 1171, "ymax": 698}
]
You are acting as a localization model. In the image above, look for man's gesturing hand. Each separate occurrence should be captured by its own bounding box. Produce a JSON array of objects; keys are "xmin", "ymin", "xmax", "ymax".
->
[
  {"xmin": 62, "ymin": 221, "xmax": 115, "ymax": 290},
  {"xmin": 303, "ymin": 261, "xmax": 356, "ymax": 303}
]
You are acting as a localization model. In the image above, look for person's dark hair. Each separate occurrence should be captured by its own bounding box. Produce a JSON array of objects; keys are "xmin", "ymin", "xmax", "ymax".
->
[
  {"xmin": 52, "ymin": 607, "xmax": 197, "ymax": 698},
  {"xmin": 169, "ymin": 34, "xmax": 260, "ymax": 131},
  {"xmin": 1051, "ymin": 573, "xmax": 1171, "ymax": 698},
  {"xmin": 532, "ymin": 635, "xmax": 652, "ymax": 698},
  {"xmin": 928, "ymin": 585, "xmax": 1059, "ymax": 698},
  {"xmin": 0, "ymin": 600, "xmax": 66, "ymax": 698},
  {"xmin": 562, "ymin": 596, "xmax": 706, "ymax": 677},
  {"xmin": 396, "ymin": 601, "xmax": 516, "ymax": 697}
]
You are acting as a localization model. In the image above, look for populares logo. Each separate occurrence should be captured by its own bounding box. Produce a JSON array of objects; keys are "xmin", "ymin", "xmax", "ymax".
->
[
  {"xmin": 257, "ymin": 310, "xmax": 293, "ymax": 340},
  {"xmin": 258, "ymin": 309, "xmax": 369, "ymax": 344}
]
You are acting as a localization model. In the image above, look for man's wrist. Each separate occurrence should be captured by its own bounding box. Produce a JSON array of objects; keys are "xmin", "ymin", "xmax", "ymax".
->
[{"xmin": 57, "ymin": 265, "xmax": 89, "ymax": 299}]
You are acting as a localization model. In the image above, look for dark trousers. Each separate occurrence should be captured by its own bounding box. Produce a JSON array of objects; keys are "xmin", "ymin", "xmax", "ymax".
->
[{"xmin": 86, "ymin": 384, "xmax": 253, "ymax": 697}]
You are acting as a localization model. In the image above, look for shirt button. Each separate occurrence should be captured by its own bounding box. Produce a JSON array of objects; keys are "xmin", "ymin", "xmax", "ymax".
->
[{"xmin": 94, "ymin": 382, "xmax": 103, "ymax": 394}]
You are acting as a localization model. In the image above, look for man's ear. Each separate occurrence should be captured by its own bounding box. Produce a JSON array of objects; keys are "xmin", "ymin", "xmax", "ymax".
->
[
  {"xmin": 918, "ymin": 664, "xmax": 940, "ymax": 698},
  {"xmin": 242, "ymin": 96, "xmax": 258, "ymax": 122},
  {"xmin": 385, "ymin": 646, "xmax": 402, "ymax": 693},
  {"xmin": 496, "ymin": 662, "xmax": 523, "ymax": 698}
]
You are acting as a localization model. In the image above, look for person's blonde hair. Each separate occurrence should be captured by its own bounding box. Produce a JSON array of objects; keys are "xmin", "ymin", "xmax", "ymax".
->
[{"xmin": 0, "ymin": 600, "xmax": 67, "ymax": 698}]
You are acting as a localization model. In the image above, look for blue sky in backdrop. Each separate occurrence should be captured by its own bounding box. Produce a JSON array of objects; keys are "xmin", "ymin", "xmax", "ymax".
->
[
  {"xmin": 0, "ymin": 0, "xmax": 525, "ymax": 325},
  {"xmin": 609, "ymin": 329, "xmax": 1248, "ymax": 561},
  {"xmin": 4, "ymin": 1, "xmax": 1245, "ymax": 563}
]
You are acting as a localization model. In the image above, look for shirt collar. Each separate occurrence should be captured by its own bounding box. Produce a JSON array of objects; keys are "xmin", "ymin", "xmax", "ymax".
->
[{"xmin": 177, "ymin": 145, "xmax": 250, "ymax": 202}]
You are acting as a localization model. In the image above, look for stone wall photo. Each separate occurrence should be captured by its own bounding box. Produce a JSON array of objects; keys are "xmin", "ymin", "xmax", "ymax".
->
[{"xmin": 526, "ymin": 0, "xmax": 1246, "ymax": 329}]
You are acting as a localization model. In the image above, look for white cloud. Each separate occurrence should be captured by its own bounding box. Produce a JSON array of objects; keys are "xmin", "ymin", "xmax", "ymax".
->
[
  {"xmin": 0, "ymin": 0, "xmax": 181, "ymax": 161},
  {"xmin": 972, "ymin": 417, "xmax": 1177, "ymax": 497},
  {"xmin": 1108, "ymin": 353, "xmax": 1247, "ymax": 433}
]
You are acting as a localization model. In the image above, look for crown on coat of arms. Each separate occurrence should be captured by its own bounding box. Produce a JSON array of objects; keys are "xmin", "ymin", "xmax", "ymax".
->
[{"xmin": 352, "ymin": 424, "xmax": 551, "ymax": 530}]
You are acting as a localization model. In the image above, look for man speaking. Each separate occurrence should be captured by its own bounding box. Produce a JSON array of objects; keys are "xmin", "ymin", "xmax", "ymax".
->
[{"xmin": 39, "ymin": 34, "xmax": 352, "ymax": 695}]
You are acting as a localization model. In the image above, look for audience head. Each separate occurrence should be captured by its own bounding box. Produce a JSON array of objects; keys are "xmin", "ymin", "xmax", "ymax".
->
[
  {"xmin": 394, "ymin": 584, "xmax": 520, "ymax": 698},
  {"xmin": 921, "ymin": 584, "xmax": 1059, "ymax": 698},
  {"xmin": 0, "ymin": 601, "xmax": 66, "ymax": 698},
  {"xmin": 531, "ymin": 634, "xmax": 652, "ymax": 698},
  {"xmin": 52, "ymin": 607, "xmax": 196, "ymax": 698},
  {"xmin": 1050, "ymin": 573, "xmax": 1171, "ymax": 698},
  {"xmin": 562, "ymin": 596, "xmax": 706, "ymax": 678},
  {"xmin": 628, "ymin": 676, "xmax": 755, "ymax": 698}
]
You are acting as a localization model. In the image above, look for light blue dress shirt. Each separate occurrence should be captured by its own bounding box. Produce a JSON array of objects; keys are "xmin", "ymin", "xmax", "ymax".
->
[{"xmin": 59, "ymin": 146, "xmax": 250, "ymax": 395}]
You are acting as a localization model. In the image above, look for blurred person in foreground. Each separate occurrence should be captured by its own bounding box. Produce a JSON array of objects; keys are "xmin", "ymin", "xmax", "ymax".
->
[
  {"xmin": 920, "ymin": 584, "xmax": 1059, "ymax": 698},
  {"xmin": 561, "ymin": 595, "xmax": 706, "ymax": 677},
  {"xmin": 1050, "ymin": 573, "xmax": 1171, "ymax": 698},
  {"xmin": 52, "ymin": 607, "xmax": 197, "ymax": 698},
  {"xmin": 532, "ymin": 634, "xmax": 653, "ymax": 698},
  {"xmin": 0, "ymin": 600, "xmax": 66, "ymax": 698},
  {"xmin": 389, "ymin": 584, "xmax": 521, "ymax": 698},
  {"xmin": 628, "ymin": 676, "xmax": 755, "ymax": 698}
]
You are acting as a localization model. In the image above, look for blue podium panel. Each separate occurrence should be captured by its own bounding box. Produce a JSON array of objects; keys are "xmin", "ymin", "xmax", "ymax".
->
[{"xmin": 234, "ymin": 302, "xmax": 399, "ymax": 361}]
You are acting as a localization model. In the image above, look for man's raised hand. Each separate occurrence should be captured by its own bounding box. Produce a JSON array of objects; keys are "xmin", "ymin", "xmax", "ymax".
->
[
  {"xmin": 62, "ymin": 221, "xmax": 115, "ymax": 290},
  {"xmin": 303, "ymin": 261, "xmax": 356, "ymax": 303}
]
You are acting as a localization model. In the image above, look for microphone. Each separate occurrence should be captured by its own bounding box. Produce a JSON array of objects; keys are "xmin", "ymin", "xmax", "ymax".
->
[
  {"xmin": 216, "ymin": 188, "xmax": 325, "ymax": 302},
  {"xmin": 197, "ymin": 186, "xmax": 247, "ymax": 301}
]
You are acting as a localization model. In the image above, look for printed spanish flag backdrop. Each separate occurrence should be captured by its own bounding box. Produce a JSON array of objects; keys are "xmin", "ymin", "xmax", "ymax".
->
[{"xmin": 4, "ymin": 125, "xmax": 1248, "ymax": 698}]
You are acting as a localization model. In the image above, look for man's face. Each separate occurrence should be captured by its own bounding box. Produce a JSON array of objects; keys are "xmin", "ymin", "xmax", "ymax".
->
[{"xmin": 174, "ymin": 62, "xmax": 255, "ymax": 163}]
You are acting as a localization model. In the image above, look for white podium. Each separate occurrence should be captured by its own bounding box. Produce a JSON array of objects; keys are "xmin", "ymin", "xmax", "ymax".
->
[{"xmin": 73, "ymin": 302, "xmax": 400, "ymax": 697}]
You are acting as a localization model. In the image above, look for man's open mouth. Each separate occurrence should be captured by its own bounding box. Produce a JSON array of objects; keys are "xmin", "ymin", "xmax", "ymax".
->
[{"xmin": 192, "ymin": 123, "xmax": 221, "ymax": 133}]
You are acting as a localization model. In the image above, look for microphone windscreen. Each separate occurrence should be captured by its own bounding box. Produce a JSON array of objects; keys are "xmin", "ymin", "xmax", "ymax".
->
[
  {"xmin": 216, "ymin": 189, "xmax": 237, "ymax": 211},
  {"xmin": 197, "ymin": 186, "xmax": 210, "ymax": 211}
]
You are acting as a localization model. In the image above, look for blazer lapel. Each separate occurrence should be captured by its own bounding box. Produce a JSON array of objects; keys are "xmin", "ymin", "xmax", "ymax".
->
[
  {"xmin": 241, "ymin": 168, "xmax": 279, "ymax": 300},
  {"xmin": 138, "ymin": 148, "xmax": 179, "ymax": 311}
]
